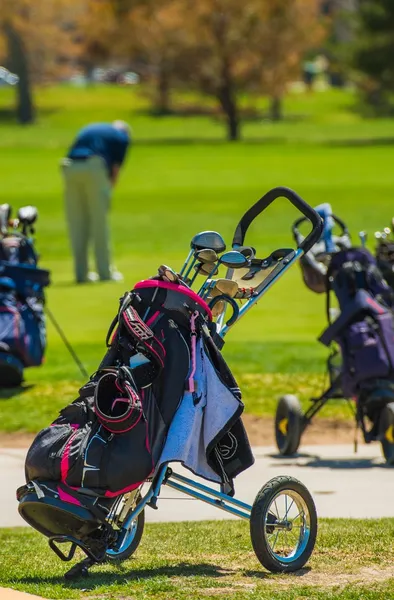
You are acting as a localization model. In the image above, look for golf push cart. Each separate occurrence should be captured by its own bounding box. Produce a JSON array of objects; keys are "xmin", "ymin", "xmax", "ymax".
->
[
  {"xmin": 275, "ymin": 208, "xmax": 394, "ymax": 464},
  {"xmin": 0, "ymin": 204, "xmax": 50, "ymax": 386},
  {"xmin": 18, "ymin": 187, "xmax": 323, "ymax": 579}
]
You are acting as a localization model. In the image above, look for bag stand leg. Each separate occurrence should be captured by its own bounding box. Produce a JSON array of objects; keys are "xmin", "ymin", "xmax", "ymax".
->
[{"xmin": 63, "ymin": 466, "xmax": 171, "ymax": 580}]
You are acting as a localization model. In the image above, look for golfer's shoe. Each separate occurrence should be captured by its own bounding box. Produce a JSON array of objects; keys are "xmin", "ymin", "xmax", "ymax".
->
[
  {"xmin": 109, "ymin": 270, "xmax": 124, "ymax": 282},
  {"xmin": 87, "ymin": 271, "xmax": 99, "ymax": 282}
]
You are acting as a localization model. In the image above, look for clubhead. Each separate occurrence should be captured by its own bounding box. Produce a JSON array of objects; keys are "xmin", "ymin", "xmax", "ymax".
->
[
  {"xmin": 191, "ymin": 231, "xmax": 226, "ymax": 253},
  {"xmin": 158, "ymin": 264, "xmax": 179, "ymax": 283},
  {"xmin": 194, "ymin": 262, "xmax": 218, "ymax": 277},
  {"xmin": 196, "ymin": 249, "xmax": 218, "ymax": 264},
  {"xmin": 238, "ymin": 246, "xmax": 255, "ymax": 260},
  {"xmin": 211, "ymin": 299, "xmax": 225, "ymax": 318},
  {"xmin": 211, "ymin": 279, "xmax": 239, "ymax": 298},
  {"xmin": 219, "ymin": 250, "xmax": 250, "ymax": 269},
  {"xmin": 17, "ymin": 205, "xmax": 38, "ymax": 226}
]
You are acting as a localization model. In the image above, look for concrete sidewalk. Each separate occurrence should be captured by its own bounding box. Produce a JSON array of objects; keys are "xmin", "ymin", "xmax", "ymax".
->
[
  {"xmin": 1, "ymin": 443, "xmax": 393, "ymax": 527},
  {"xmin": 0, "ymin": 590, "xmax": 45, "ymax": 600}
]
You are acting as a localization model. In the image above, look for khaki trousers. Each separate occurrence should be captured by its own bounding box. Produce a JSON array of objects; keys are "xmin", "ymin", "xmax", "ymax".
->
[{"xmin": 61, "ymin": 156, "xmax": 112, "ymax": 282}]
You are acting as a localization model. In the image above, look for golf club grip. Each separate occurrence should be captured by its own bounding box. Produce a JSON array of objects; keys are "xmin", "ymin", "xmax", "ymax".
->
[{"xmin": 233, "ymin": 186, "xmax": 323, "ymax": 254}]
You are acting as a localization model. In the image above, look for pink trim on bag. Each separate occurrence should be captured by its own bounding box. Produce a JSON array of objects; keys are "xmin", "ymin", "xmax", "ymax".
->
[
  {"xmin": 134, "ymin": 280, "xmax": 212, "ymax": 320},
  {"xmin": 111, "ymin": 326, "xmax": 118, "ymax": 344},
  {"xmin": 188, "ymin": 311, "xmax": 199, "ymax": 393},
  {"xmin": 105, "ymin": 412, "xmax": 143, "ymax": 434},
  {"xmin": 141, "ymin": 340, "xmax": 165, "ymax": 367},
  {"xmin": 111, "ymin": 397, "xmax": 129, "ymax": 411},
  {"xmin": 58, "ymin": 486, "xmax": 82, "ymax": 506},
  {"xmin": 104, "ymin": 481, "xmax": 142, "ymax": 498},
  {"xmin": 366, "ymin": 296, "xmax": 385, "ymax": 314},
  {"xmin": 146, "ymin": 310, "xmax": 160, "ymax": 327},
  {"xmin": 60, "ymin": 431, "xmax": 78, "ymax": 481},
  {"xmin": 99, "ymin": 408, "xmax": 142, "ymax": 428},
  {"xmin": 122, "ymin": 310, "xmax": 166, "ymax": 363}
]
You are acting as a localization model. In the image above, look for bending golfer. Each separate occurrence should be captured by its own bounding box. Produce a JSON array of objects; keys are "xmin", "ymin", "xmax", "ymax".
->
[{"xmin": 62, "ymin": 121, "xmax": 131, "ymax": 283}]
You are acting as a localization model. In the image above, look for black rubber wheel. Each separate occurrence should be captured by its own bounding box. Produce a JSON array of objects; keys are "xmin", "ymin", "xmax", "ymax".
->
[
  {"xmin": 106, "ymin": 496, "xmax": 145, "ymax": 562},
  {"xmin": 275, "ymin": 395, "xmax": 303, "ymax": 456},
  {"xmin": 250, "ymin": 476, "xmax": 317, "ymax": 573},
  {"xmin": 379, "ymin": 402, "xmax": 394, "ymax": 466}
]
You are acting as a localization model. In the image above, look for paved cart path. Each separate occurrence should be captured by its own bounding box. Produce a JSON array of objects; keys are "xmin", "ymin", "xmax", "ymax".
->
[{"xmin": 1, "ymin": 443, "xmax": 393, "ymax": 528}]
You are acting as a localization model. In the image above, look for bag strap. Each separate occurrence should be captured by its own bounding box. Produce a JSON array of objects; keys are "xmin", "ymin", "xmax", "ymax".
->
[{"xmin": 105, "ymin": 292, "xmax": 136, "ymax": 347}]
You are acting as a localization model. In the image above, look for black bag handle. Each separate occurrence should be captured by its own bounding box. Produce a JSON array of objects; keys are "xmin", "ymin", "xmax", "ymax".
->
[
  {"xmin": 292, "ymin": 213, "xmax": 349, "ymax": 247},
  {"xmin": 232, "ymin": 186, "xmax": 323, "ymax": 254}
]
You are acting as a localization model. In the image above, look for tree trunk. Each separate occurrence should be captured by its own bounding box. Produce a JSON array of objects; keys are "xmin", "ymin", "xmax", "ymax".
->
[
  {"xmin": 83, "ymin": 61, "xmax": 95, "ymax": 84},
  {"xmin": 218, "ymin": 82, "xmax": 239, "ymax": 141},
  {"xmin": 4, "ymin": 22, "xmax": 35, "ymax": 124},
  {"xmin": 270, "ymin": 96, "xmax": 283, "ymax": 121},
  {"xmin": 155, "ymin": 66, "xmax": 171, "ymax": 115}
]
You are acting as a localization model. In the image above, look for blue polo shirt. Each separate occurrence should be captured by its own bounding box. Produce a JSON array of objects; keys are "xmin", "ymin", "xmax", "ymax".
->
[{"xmin": 67, "ymin": 123, "xmax": 130, "ymax": 174}]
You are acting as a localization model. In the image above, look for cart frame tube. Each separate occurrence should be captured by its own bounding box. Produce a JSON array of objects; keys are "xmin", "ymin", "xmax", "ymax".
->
[
  {"xmin": 120, "ymin": 465, "xmax": 252, "ymax": 535},
  {"xmin": 217, "ymin": 248, "xmax": 302, "ymax": 337}
]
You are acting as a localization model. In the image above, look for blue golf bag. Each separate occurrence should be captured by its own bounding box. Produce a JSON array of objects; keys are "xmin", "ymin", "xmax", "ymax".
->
[{"xmin": 0, "ymin": 212, "xmax": 50, "ymax": 386}]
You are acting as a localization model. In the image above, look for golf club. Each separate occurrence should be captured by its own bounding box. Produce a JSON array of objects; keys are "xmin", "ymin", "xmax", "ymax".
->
[
  {"xmin": 359, "ymin": 231, "xmax": 367, "ymax": 248},
  {"xmin": 198, "ymin": 250, "xmax": 250, "ymax": 296},
  {"xmin": 17, "ymin": 206, "xmax": 38, "ymax": 236},
  {"xmin": 158, "ymin": 264, "xmax": 180, "ymax": 284},
  {"xmin": 203, "ymin": 278, "xmax": 239, "ymax": 300},
  {"xmin": 0, "ymin": 204, "xmax": 11, "ymax": 235},
  {"xmin": 184, "ymin": 249, "xmax": 219, "ymax": 283},
  {"xmin": 189, "ymin": 261, "xmax": 219, "ymax": 286},
  {"xmin": 45, "ymin": 306, "xmax": 89, "ymax": 379},
  {"xmin": 180, "ymin": 231, "xmax": 226, "ymax": 277}
]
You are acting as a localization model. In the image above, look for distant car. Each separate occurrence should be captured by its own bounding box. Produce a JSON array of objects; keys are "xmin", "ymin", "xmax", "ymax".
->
[
  {"xmin": 120, "ymin": 72, "xmax": 140, "ymax": 85},
  {"xmin": 0, "ymin": 67, "xmax": 19, "ymax": 86},
  {"xmin": 91, "ymin": 68, "xmax": 140, "ymax": 85}
]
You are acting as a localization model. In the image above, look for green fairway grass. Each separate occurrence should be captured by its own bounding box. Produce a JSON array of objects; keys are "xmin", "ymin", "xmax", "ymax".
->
[
  {"xmin": 0, "ymin": 85, "xmax": 394, "ymax": 433},
  {"xmin": 1, "ymin": 519, "xmax": 393, "ymax": 599}
]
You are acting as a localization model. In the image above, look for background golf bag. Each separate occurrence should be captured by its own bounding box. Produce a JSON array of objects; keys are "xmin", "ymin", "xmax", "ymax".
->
[
  {"xmin": 0, "ymin": 210, "xmax": 50, "ymax": 386},
  {"xmin": 292, "ymin": 203, "xmax": 352, "ymax": 294},
  {"xmin": 319, "ymin": 248, "xmax": 394, "ymax": 432},
  {"xmin": 376, "ymin": 236, "xmax": 394, "ymax": 290},
  {"xmin": 20, "ymin": 279, "xmax": 253, "ymax": 556}
]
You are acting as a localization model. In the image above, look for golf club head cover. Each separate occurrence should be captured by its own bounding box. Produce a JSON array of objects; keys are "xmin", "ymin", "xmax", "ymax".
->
[{"xmin": 94, "ymin": 369, "xmax": 143, "ymax": 433}]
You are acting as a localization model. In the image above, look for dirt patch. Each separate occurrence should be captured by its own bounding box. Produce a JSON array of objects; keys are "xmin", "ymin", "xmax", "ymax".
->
[
  {"xmin": 241, "ymin": 414, "xmax": 355, "ymax": 447},
  {"xmin": 268, "ymin": 565, "xmax": 394, "ymax": 589},
  {"xmin": 0, "ymin": 432, "xmax": 35, "ymax": 448},
  {"xmin": 0, "ymin": 417, "xmax": 356, "ymax": 449}
]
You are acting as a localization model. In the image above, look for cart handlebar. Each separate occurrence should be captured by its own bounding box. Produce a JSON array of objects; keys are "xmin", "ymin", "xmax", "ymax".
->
[{"xmin": 232, "ymin": 186, "xmax": 323, "ymax": 255}]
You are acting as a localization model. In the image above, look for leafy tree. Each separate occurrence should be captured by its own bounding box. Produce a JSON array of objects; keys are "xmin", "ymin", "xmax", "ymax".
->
[
  {"xmin": 77, "ymin": 0, "xmax": 124, "ymax": 80},
  {"xmin": 353, "ymin": 0, "xmax": 394, "ymax": 113},
  {"xmin": 0, "ymin": 0, "xmax": 75, "ymax": 123},
  {"xmin": 181, "ymin": 0, "xmax": 323, "ymax": 140},
  {"xmin": 115, "ymin": 0, "xmax": 190, "ymax": 113}
]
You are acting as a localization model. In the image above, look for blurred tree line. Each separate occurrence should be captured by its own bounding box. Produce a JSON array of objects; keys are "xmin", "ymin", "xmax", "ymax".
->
[{"xmin": 1, "ymin": 0, "xmax": 393, "ymax": 137}]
